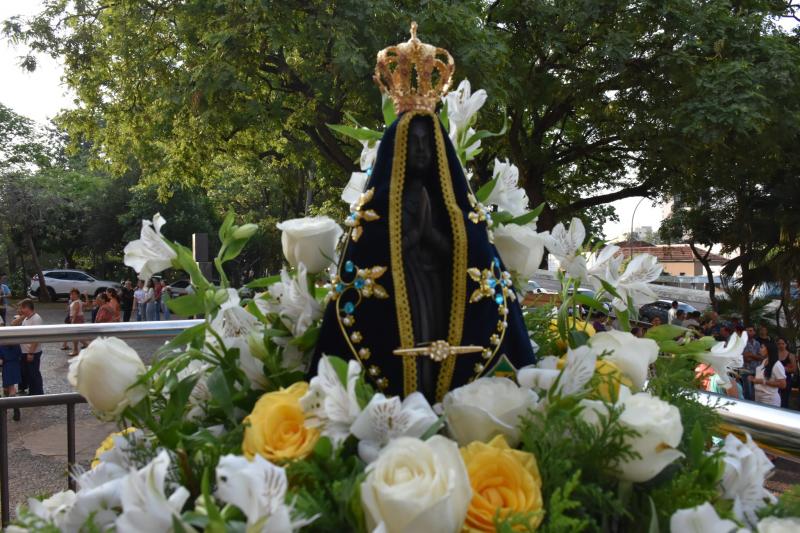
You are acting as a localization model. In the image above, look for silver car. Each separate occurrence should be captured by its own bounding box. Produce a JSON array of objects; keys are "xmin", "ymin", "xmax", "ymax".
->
[{"xmin": 28, "ymin": 270, "xmax": 121, "ymax": 301}]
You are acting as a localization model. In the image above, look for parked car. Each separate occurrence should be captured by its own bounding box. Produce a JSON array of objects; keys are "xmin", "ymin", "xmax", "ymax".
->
[
  {"xmin": 523, "ymin": 279, "xmax": 558, "ymax": 296},
  {"xmin": 28, "ymin": 270, "xmax": 121, "ymax": 301},
  {"xmin": 167, "ymin": 279, "xmax": 193, "ymax": 297},
  {"xmin": 638, "ymin": 300, "xmax": 697, "ymax": 324}
]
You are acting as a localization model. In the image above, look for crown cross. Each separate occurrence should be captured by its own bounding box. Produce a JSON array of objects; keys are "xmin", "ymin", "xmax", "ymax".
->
[{"xmin": 374, "ymin": 22, "xmax": 455, "ymax": 114}]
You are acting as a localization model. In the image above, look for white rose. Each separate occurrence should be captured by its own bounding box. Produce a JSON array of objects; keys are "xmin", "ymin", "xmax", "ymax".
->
[
  {"xmin": 123, "ymin": 213, "xmax": 177, "ymax": 281},
  {"xmin": 583, "ymin": 387, "xmax": 683, "ymax": 482},
  {"xmin": 68, "ymin": 337, "xmax": 146, "ymax": 418},
  {"xmin": 443, "ymin": 377, "xmax": 539, "ymax": 447},
  {"xmin": 361, "ymin": 436, "xmax": 471, "ymax": 533},
  {"xmin": 276, "ymin": 216, "xmax": 343, "ymax": 274},
  {"xmin": 485, "ymin": 159, "xmax": 529, "ymax": 216},
  {"xmin": 588, "ymin": 330, "xmax": 658, "ymax": 391},
  {"xmin": 669, "ymin": 503, "xmax": 740, "ymax": 533},
  {"xmin": 757, "ymin": 517, "xmax": 800, "ymax": 533},
  {"xmin": 116, "ymin": 450, "xmax": 190, "ymax": 533},
  {"xmin": 493, "ymin": 223, "xmax": 546, "ymax": 280}
]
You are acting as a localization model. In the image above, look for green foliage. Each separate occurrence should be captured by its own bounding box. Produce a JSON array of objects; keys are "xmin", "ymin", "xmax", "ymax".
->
[
  {"xmin": 518, "ymin": 395, "xmax": 637, "ymax": 531},
  {"xmin": 524, "ymin": 304, "xmax": 560, "ymax": 356},
  {"xmin": 760, "ymin": 485, "xmax": 800, "ymax": 519},
  {"xmin": 286, "ymin": 437, "xmax": 367, "ymax": 533}
]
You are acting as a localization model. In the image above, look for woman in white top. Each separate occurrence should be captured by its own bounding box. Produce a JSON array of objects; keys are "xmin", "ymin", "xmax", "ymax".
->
[
  {"xmin": 751, "ymin": 341, "xmax": 786, "ymax": 407},
  {"xmin": 68, "ymin": 289, "xmax": 88, "ymax": 357}
]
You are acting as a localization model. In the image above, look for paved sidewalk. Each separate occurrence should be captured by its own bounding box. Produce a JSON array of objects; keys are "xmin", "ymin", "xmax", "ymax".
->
[{"xmin": 1, "ymin": 302, "xmax": 176, "ymax": 518}]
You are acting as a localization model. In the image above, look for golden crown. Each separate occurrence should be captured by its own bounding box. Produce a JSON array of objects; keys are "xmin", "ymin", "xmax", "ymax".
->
[{"xmin": 374, "ymin": 22, "xmax": 455, "ymax": 114}]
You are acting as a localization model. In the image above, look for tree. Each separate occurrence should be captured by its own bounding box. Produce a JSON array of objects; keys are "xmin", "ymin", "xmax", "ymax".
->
[{"xmin": 7, "ymin": 1, "xmax": 799, "ymax": 236}]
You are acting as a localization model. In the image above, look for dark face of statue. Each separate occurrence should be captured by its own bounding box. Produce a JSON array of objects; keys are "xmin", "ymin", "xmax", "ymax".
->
[{"xmin": 406, "ymin": 117, "xmax": 434, "ymax": 175}]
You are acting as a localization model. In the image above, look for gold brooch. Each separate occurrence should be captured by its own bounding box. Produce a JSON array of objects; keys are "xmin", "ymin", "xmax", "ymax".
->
[{"xmin": 393, "ymin": 340, "xmax": 483, "ymax": 362}]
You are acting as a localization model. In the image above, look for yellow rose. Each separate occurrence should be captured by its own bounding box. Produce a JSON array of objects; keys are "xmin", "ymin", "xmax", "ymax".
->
[
  {"xmin": 242, "ymin": 381, "xmax": 319, "ymax": 462},
  {"xmin": 461, "ymin": 435, "xmax": 544, "ymax": 532},
  {"xmin": 91, "ymin": 427, "xmax": 137, "ymax": 469},
  {"xmin": 549, "ymin": 318, "xmax": 596, "ymax": 352}
]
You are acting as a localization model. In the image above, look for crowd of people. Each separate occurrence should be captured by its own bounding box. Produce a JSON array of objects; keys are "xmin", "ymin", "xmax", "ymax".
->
[{"xmin": 0, "ymin": 277, "xmax": 178, "ymax": 421}]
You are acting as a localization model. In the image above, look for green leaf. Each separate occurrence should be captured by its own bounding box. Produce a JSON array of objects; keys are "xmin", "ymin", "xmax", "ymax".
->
[
  {"xmin": 326, "ymin": 355, "xmax": 351, "ymax": 388},
  {"xmin": 420, "ymin": 415, "xmax": 446, "ymax": 440},
  {"xmin": 381, "ymin": 93, "xmax": 396, "ymax": 126},
  {"xmin": 221, "ymin": 237, "xmax": 249, "ymax": 263},
  {"xmin": 246, "ymin": 274, "xmax": 281, "ymax": 288},
  {"xmin": 355, "ymin": 377, "xmax": 375, "ymax": 410},
  {"xmin": 167, "ymin": 293, "xmax": 204, "ymax": 316},
  {"xmin": 326, "ymin": 124, "xmax": 383, "ymax": 142},
  {"xmin": 491, "ymin": 211, "xmax": 515, "ymax": 225},
  {"xmin": 218, "ymin": 211, "xmax": 235, "ymax": 243},
  {"xmin": 645, "ymin": 324, "xmax": 686, "ymax": 342},
  {"xmin": 313, "ymin": 436, "xmax": 333, "ymax": 459},
  {"xmin": 207, "ymin": 367, "xmax": 235, "ymax": 418},
  {"xmin": 597, "ymin": 278, "xmax": 622, "ymax": 300},
  {"xmin": 648, "ymin": 496, "xmax": 660, "ymax": 533},
  {"xmin": 158, "ymin": 322, "xmax": 207, "ymax": 354},
  {"xmin": 573, "ymin": 293, "xmax": 608, "ymax": 313},
  {"xmin": 474, "ymin": 178, "xmax": 497, "ymax": 203},
  {"xmin": 288, "ymin": 325, "xmax": 320, "ymax": 352},
  {"xmin": 569, "ymin": 329, "xmax": 591, "ymax": 348},
  {"xmin": 508, "ymin": 202, "xmax": 545, "ymax": 226},
  {"xmin": 463, "ymin": 111, "xmax": 508, "ymax": 147},
  {"xmin": 439, "ymin": 100, "xmax": 450, "ymax": 132}
]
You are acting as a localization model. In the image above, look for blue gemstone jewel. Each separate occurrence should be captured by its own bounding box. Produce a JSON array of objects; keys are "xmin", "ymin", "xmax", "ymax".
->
[
  {"xmin": 487, "ymin": 278, "xmax": 497, "ymax": 289},
  {"xmin": 343, "ymin": 302, "xmax": 355, "ymax": 314},
  {"xmin": 494, "ymin": 293, "xmax": 504, "ymax": 305},
  {"xmin": 349, "ymin": 212, "xmax": 357, "ymax": 221},
  {"xmin": 354, "ymin": 278, "xmax": 365, "ymax": 289},
  {"xmin": 335, "ymin": 283, "xmax": 345, "ymax": 293},
  {"xmin": 345, "ymin": 260, "xmax": 355, "ymax": 273},
  {"xmin": 366, "ymin": 166, "xmax": 373, "ymax": 177},
  {"xmin": 493, "ymin": 257, "xmax": 501, "ymax": 268}
]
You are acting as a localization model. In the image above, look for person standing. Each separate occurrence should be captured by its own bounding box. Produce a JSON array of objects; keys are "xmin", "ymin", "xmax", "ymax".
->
[
  {"xmin": 0, "ymin": 273, "xmax": 11, "ymax": 325},
  {"xmin": 671, "ymin": 309, "xmax": 686, "ymax": 327},
  {"xmin": 0, "ymin": 318, "xmax": 23, "ymax": 421},
  {"xmin": 144, "ymin": 279, "xmax": 157, "ymax": 321},
  {"xmin": 68, "ymin": 288, "xmax": 88, "ymax": 357},
  {"xmin": 740, "ymin": 326, "xmax": 763, "ymax": 401},
  {"xmin": 777, "ymin": 337, "xmax": 797, "ymax": 409},
  {"xmin": 94, "ymin": 293, "xmax": 116, "ymax": 323},
  {"xmin": 153, "ymin": 278, "xmax": 163, "ymax": 321},
  {"xmin": 160, "ymin": 280, "xmax": 171, "ymax": 321},
  {"xmin": 120, "ymin": 281, "xmax": 134, "ymax": 322},
  {"xmin": 17, "ymin": 299, "xmax": 44, "ymax": 396},
  {"xmin": 750, "ymin": 342, "xmax": 786, "ymax": 408},
  {"xmin": 106, "ymin": 288, "xmax": 122, "ymax": 322},
  {"xmin": 667, "ymin": 301, "xmax": 679, "ymax": 323},
  {"xmin": 133, "ymin": 280, "xmax": 146, "ymax": 321}
]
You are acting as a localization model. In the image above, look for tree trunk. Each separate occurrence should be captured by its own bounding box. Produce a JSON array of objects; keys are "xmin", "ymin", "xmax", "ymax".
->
[
  {"xmin": 689, "ymin": 241, "xmax": 717, "ymax": 311},
  {"xmin": 25, "ymin": 231, "xmax": 50, "ymax": 302}
]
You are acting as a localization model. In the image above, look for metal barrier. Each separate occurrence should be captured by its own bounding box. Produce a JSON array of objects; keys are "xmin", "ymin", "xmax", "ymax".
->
[
  {"xmin": 0, "ymin": 320, "xmax": 200, "ymax": 527},
  {"xmin": 1, "ymin": 321, "xmax": 800, "ymax": 525}
]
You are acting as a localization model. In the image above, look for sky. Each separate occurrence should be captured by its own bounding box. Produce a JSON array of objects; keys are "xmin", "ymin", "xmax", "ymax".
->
[{"xmin": 2, "ymin": 2, "xmax": 793, "ymax": 241}]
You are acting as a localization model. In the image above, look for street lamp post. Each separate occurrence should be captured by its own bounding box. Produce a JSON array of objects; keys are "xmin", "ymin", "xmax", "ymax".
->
[{"xmin": 629, "ymin": 197, "xmax": 647, "ymax": 258}]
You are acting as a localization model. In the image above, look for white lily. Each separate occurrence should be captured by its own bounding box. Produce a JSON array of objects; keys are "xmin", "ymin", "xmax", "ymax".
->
[
  {"xmin": 350, "ymin": 392, "xmax": 439, "ymax": 463},
  {"xmin": 123, "ymin": 213, "xmax": 178, "ymax": 281},
  {"xmin": 669, "ymin": 503, "xmax": 741, "ymax": 533},
  {"xmin": 484, "ymin": 159, "xmax": 529, "ymax": 216},
  {"xmin": 518, "ymin": 345, "xmax": 596, "ymax": 397},
  {"xmin": 442, "ymin": 79, "xmax": 487, "ymax": 137},
  {"xmin": 587, "ymin": 245, "xmax": 622, "ymax": 291},
  {"xmin": 698, "ymin": 332, "xmax": 747, "ymax": 387},
  {"xmin": 342, "ymin": 172, "xmax": 369, "ymax": 206},
  {"xmin": 543, "ymin": 217, "xmax": 588, "ymax": 281},
  {"xmin": 261, "ymin": 265, "xmax": 322, "ymax": 339},
  {"xmin": 614, "ymin": 254, "xmax": 663, "ymax": 308},
  {"xmin": 299, "ymin": 355, "xmax": 363, "ymax": 445},
  {"xmin": 589, "ymin": 330, "xmax": 659, "ymax": 391},
  {"xmin": 215, "ymin": 454, "xmax": 312, "ymax": 532},
  {"xmin": 115, "ymin": 450, "xmax": 191, "ymax": 533},
  {"xmin": 360, "ymin": 139, "xmax": 380, "ymax": 171},
  {"xmin": 208, "ymin": 300, "xmax": 269, "ymax": 389},
  {"xmin": 28, "ymin": 490, "xmax": 76, "ymax": 529},
  {"xmin": 718, "ymin": 433, "xmax": 776, "ymax": 526}
]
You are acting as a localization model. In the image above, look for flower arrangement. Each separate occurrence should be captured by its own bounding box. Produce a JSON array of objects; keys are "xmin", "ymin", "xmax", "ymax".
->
[{"xmin": 11, "ymin": 81, "xmax": 800, "ymax": 533}]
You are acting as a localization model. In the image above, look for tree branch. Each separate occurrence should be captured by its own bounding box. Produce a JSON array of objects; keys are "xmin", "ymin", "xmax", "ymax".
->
[{"xmin": 562, "ymin": 180, "xmax": 654, "ymax": 213}]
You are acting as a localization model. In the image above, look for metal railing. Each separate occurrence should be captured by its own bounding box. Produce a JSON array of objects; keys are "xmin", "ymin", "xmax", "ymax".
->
[
  {"xmin": 1, "ymin": 321, "xmax": 800, "ymax": 525},
  {"xmin": 0, "ymin": 320, "xmax": 200, "ymax": 527}
]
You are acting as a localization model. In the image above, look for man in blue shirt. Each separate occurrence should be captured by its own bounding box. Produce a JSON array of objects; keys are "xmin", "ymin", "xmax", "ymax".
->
[{"xmin": 0, "ymin": 274, "xmax": 11, "ymax": 325}]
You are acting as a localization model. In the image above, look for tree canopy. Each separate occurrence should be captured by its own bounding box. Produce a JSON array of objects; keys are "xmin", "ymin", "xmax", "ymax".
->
[{"xmin": 6, "ymin": 0, "xmax": 798, "ymax": 235}]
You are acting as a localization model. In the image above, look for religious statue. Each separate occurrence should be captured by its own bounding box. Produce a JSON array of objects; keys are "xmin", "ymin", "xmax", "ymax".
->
[{"xmin": 311, "ymin": 23, "xmax": 536, "ymax": 403}]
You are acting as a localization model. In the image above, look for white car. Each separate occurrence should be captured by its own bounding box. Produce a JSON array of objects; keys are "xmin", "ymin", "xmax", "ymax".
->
[{"xmin": 28, "ymin": 270, "xmax": 121, "ymax": 301}]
